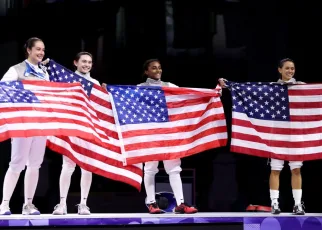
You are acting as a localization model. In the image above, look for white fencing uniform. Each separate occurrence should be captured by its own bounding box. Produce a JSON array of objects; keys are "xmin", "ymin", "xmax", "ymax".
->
[
  {"xmin": 54, "ymin": 71, "xmax": 100, "ymax": 215},
  {"xmin": 270, "ymin": 158, "xmax": 303, "ymax": 171},
  {"xmin": 138, "ymin": 78, "xmax": 184, "ymax": 206},
  {"xmin": 0, "ymin": 60, "xmax": 49, "ymax": 214}
]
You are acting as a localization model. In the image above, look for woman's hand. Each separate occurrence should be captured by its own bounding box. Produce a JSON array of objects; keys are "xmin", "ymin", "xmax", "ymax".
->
[
  {"xmin": 41, "ymin": 58, "xmax": 50, "ymax": 65},
  {"xmin": 102, "ymin": 83, "xmax": 107, "ymax": 91},
  {"xmin": 218, "ymin": 78, "xmax": 228, "ymax": 88}
]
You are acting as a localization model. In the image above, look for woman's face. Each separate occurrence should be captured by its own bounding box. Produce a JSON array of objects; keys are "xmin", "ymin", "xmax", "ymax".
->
[
  {"xmin": 27, "ymin": 41, "xmax": 45, "ymax": 64},
  {"xmin": 278, "ymin": 61, "xmax": 295, "ymax": 81},
  {"xmin": 145, "ymin": 61, "xmax": 162, "ymax": 80},
  {"xmin": 74, "ymin": 54, "xmax": 93, "ymax": 74}
]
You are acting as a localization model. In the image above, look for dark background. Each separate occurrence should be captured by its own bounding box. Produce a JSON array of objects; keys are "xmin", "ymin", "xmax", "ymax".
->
[{"xmin": 0, "ymin": 0, "xmax": 321, "ymax": 214}]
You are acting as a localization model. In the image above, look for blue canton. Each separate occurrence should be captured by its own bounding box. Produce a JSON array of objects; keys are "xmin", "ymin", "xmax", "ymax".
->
[
  {"xmin": 47, "ymin": 60, "xmax": 94, "ymax": 96},
  {"xmin": 228, "ymin": 81, "xmax": 290, "ymax": 121},
  {"xmin": 107, "ymin": 85, "xmax": 169, "ymax": 125},
  {"xmin": 0, "ymin": 81, "xmax": 39, "ymax": 103}
]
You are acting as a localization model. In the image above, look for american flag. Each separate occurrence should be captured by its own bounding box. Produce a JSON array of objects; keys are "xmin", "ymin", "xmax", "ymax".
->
[
  {"xmin": 229, "ymin": 81, "xmax": 322, "ymax": 161},
  {"xmin": 0, "ymin": 80, "xmax": 103, "ymax": 142},
  {"xmin": 46, "ymin": 60, "xmax": 143, "ymax": 190},
  {"xmin": 107, "ymin": 85, "xmax": 227, "ymax": 165}
]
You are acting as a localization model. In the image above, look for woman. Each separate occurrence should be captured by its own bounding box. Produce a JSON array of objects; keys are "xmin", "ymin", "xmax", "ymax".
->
[
  {"xmin": 139, "ymin": 59, "xmax": 198, "ymax": 214},
  {"xmin": 0, "ymin": 37, "xmax": 49, "ymax": 215},
  {"xmin": 218, "ymin": 58, "xmax": 305, "ymax": 215},
  {"xmin": 52, "ymin": 52, "xmax": 99, "ymax": 215},
  {"xmin": 269, "ymin": 58, "xmax": 304, "ymax": 215}
]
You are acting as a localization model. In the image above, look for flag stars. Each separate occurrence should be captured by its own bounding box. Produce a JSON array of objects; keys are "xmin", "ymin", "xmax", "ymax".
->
[
  {"xmin": 230, "ymin": 82, "xmax": 290, "ymax": 121},
  {"xmin": 108, "ymin": 85, "xmax": 169, "ymax": 125}
]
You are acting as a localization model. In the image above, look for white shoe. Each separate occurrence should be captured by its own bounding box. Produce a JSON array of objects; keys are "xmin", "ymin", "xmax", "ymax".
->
[
  {"xmin": 0, "ymin": 204, "xmax": 11, "ymax": 215},
  {"xmin": 52, "ymin": 204, "xmax": 67, "ymax": 215},
  {"xmin": 271, "ymin": 202, "xmax": 281, "ymax": 214},
  {"xmin": 77, "ymin": 204, "xmax": 90, "ymax": 215},
  {"xmin": 22, "ymin": 204, "xmax": 40, "ymax": 215}
]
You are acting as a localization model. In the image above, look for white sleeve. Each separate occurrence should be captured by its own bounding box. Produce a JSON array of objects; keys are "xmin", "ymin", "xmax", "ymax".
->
[{"xmin": 1, "ymin": 67, "xmax": 18, "ymax": 82}]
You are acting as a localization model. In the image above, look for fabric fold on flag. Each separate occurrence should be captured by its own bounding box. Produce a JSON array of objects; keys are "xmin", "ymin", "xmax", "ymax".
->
[
  {"xmin": 46, "ymin": 60, "xmax": 143, "ymax": 190},
  {"xmin": 107, "ymin": 85, "xmax": 227, "ymax": 165},
  {"xmin": 227, "ymin": 81, "xmax": 322, "ymax": 161},
  {"xmin": 0, "ymin": 80, "xmax": 104, "ymax": 143}
]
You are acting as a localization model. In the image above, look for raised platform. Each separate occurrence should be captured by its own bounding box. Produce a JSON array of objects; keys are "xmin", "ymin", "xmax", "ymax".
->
[{"xmin": 0, "ymin": 212, "xmax": 322, "ymax": 229}]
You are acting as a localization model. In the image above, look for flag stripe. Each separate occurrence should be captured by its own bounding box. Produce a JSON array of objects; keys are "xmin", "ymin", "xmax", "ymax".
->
[
  {"xmin": 167, "ymin": 96, "xmax": 215, "ymax": 108},
  {"xmin": 123, "ymin": 115, "xmax": 226, "ymax": 139},
  {"xmin": 233, "ymin": 117, "xmax": 322, "ymax": 135},
  {"xmin": 230, "ymin": 145, "xmax": 319, "ymax": 161},
  {"xmin": 125, "ymin": 127, "xmax": 227, "ymax": 151},
  {"xmin": 290, "ymin": 102, "xmax": 322, "ymax": 108},
  {"xmin": 288, "ymin": 89, "xmax": 322, "ymax": 96},
  {"xmin": 232, "ymin": 132, "xmax": 322, "ymax": 148},
  {"xmin": 125, "ymin": 133, "xmax": 227, "ymax": 156}
]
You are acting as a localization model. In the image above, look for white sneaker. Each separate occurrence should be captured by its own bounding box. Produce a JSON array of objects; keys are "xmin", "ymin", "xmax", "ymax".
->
[
  {"xmin": 271, "ymin": 202, "xmax": 281, "ymax": 214},
  {"xmin": 22, "ymin": 204, "xmax": 40, "ymax": 215},
  {"xmin": 52, "ymin": 204, "xmax": 67, "ymax": 215},
  {"xmin": 77, "ymin": 204, "xmax": 90, "ymax": 215},
  {"xmin": 0, "ymin": 204, "xmax": 11, "ymax": 215}
]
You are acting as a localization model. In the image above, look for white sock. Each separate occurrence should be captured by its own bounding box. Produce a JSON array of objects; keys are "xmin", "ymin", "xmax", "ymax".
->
[
  {"xmin": 1, "ymin": 168, "xmax": 20, "ymax": 206},
  {"xmin": 144, "ymin": 173, "xmax": 156, "ymax": 204},
  {"xmin": 169, "ymin": 173, "xmax": 184, "ymax": 206},
  {"xmin": 59, "ymin": 167, "xmax": 73, "ymax": 205},
  {"xmin": 270, "ymin": 189, "xmax": 279, "ymax": 205},
  {"xmin": 80, "ymin": 170, "xmax": 92, "ymax": 205},
  {"xmin": 292, "ymin": 189, "xmax": 302, "ymax": 205},
  {"xmin": 24, "ymin": 167, "xmax": 39, "ymax": 205}
]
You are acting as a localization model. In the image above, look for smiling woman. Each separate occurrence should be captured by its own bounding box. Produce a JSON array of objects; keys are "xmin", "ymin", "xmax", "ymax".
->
[
  {"xmin": 142, "ymin": 59, "xmax": 162, "ymax": 80},
  {"xmin": 24, "ymin": 38, "xmax": 46, "ymax": 64},
  {"xmin": 73, "ymin": 51, "xmax": 100, "ymax": 86},
  {"xmin": 0, "ymin": 37, "xmax": 49, "ymax": 216},
  {"xmin": 137, "ymin": 59, "xmax": 198, "ymax": 214},
  {"xmin": 269, "ymin": 58, "xmax": 305, "ymax": 215},
  {"xmin": 278, "ymin": 58, "xmax": 295, "ymax": 82},
  {"xmin": 52, "ymin": 51, "xmax": 100, "ymax": 216}
]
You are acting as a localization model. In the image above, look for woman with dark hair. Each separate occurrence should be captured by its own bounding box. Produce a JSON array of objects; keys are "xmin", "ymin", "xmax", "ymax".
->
[
  {"xmin": 52, "ymin": 52, "xmax": 100, "ymax": 215},
  {"xmin": 269, "ymin": 58, "xmax": 305, "ymax": 215},
  {"xmin": 138, "ymin": 59, "xmax": 198, "ymax": 214},
  {"xmin": 218, "ymin": 58, "xmax": 305, "ymax": 215},
  {"xmin": 0, "ymin": 37, "xmax": 49, "ymax": 215}
]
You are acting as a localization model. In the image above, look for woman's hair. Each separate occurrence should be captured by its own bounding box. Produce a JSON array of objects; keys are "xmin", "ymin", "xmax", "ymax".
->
[
  {"xmin": 278, "ymin": 58, "xmax": 294, "ymax": 68},
  {"xmin": 142, "ymin": 58, "xmax": 160, "ymax": 77},
  {"xmin": 74, "ymin": 51, "xmax": 93, "ymax": 62},
  {"xmin": 24, "ymin": 37, "xmax": 43, "ymax": 58}
]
